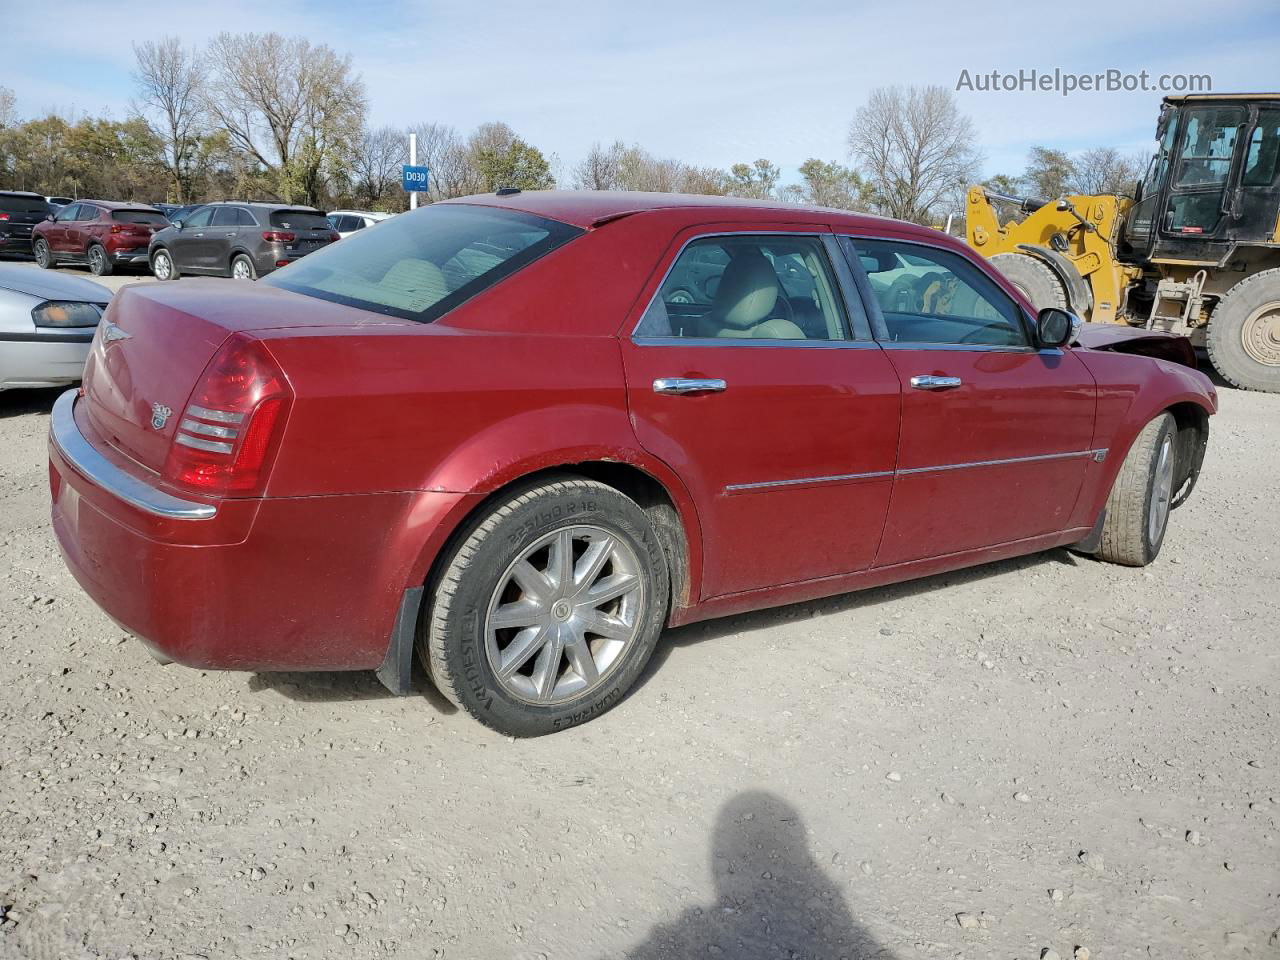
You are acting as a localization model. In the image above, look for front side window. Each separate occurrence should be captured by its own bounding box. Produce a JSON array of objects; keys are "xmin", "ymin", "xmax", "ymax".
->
[
  {"xmin": 635, "ymin": 235, "xmax": 850, "ymax": 341},
  {"xmin": 263, "ymin": 203, "xmax": 582, "ymax": 322},
  {"xmin": 1243, "ymin": 109, "xmax": 1280, "ymax": 187},
  {"xmin": 848, "ymin": 237, "xmax": 1028, "ymax": 347},
  {"xmin": 54, "ymin": 204, "xmax": 81, "ymax": 222},
  {"xmin": 183, "ymin": 207, "xmax": 213, "ymax": 229},
  {"xmin": 1176, "ymin": 107, "xmax": 1244, "ymax": 188}
]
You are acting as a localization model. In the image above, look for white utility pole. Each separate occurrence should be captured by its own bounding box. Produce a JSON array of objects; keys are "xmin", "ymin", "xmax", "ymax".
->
[{"xmin": 409, "ymin": 132, "xmax": 418, "ymax": 211}]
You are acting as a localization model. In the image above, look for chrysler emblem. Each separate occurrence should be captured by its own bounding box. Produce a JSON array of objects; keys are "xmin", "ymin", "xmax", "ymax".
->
[{"xmin": 150, "ymin": 403, "xmax": 173, "ymax": 431}]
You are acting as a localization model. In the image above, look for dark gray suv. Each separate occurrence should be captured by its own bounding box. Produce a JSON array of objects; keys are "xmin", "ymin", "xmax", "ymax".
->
[{"xmin": 148, "ymin": 202, "xmax": 339, "ymax": 281}]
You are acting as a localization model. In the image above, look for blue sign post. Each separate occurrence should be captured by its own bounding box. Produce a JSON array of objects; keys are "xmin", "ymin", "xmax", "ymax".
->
[{"xmin": 402, "ymin": 165, "xmax": 429, "ymax": 193}]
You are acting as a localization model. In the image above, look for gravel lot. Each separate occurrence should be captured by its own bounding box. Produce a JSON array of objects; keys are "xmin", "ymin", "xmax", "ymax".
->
[{"xmin": 1, "ymin": 308, "xmax": 1277, "ymax": 959}]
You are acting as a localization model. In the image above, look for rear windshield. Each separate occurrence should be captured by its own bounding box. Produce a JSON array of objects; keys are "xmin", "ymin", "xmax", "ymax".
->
[
  {"xmin": 112, "ymin": 210, "xmax": 169, "ymax": 225},
  {"xmin": 263, "ymin": 204, "xmax": 583, "ymax": 322},
  {"xmin": 270, "ymin": 210, "xmax": 330, "ymax": 230},
  {"xmin": 0, "ymin": 194, "xmax": 51, "ymax": 215}
]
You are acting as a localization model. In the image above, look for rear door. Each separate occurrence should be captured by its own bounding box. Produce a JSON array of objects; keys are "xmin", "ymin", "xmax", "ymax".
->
[
  {"xmin": 842, "ymin": 234, "xmax": 1097, "ymax": 566},
  {"xmin": 621, "ymin": 226, "xmax": 902, "ymax": 600},
  {"xmin": 69, "ymin": 203, "xmax": 101, "ymax": 256},
  {"xmin": 210, "ymin": 206, "xmax": 244, "ymax": 270}
]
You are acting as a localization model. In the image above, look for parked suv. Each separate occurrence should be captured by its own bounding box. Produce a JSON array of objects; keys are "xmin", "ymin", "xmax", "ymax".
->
[
  {"xmin": 0, "ymin": 191, "xmax": 53, "ymax": 258},
  {"xmin": 32, "ymin": 200, "xmax": 168, "ymax": 276},
  {"xmin": 149, "ymin": 202, "xmax": 339, "ymax": 280}
]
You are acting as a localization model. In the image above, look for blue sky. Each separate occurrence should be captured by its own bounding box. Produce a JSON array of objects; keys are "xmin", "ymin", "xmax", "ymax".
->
[{"xmin": 7, "ymin": 0, "xmax": 1278, "ymax": 185}]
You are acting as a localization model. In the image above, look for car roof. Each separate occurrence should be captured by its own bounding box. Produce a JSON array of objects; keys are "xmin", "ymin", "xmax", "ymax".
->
[
  {"xmin": 70, "ymin": 199, "xmax": 162, "ymax": 211},
  {"xmin": 1164, "ymin": 92, "xmax": 1280, "ymax": 104},
  {"xmin": 442, "ymin": 189, "xmax": 938, "ymax": 238},
  {"xmin": 0, "ymin": 190, "xmax": 47, "ymax": 198},
  {"xmin": 207, "ymin": 200, "xmax": 324, "ymax": 212}
]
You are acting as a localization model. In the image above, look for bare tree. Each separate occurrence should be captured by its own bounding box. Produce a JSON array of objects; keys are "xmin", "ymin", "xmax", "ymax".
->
[
  {"xmin": 848, "ymin": 85, "xmax": 980, "ymax": 224},
  {"xmin": 0, "ymin": 86, "xmax": 16, "ymax": 129},
  {"xmin": 408, "ymin": 122, "xmax": 471, "ymax": 200},
  {"xmin": 572, "ymin": 141, "xmax": 728, "ymax": 195},
  {"xmin": 132, "ymin": 38, "xmax": 206, "ymax": 203},
  {"xmin": 204, "ymin": 32, "xmax": 366, "ymax": 204},
  {"xmin": 348, "ymin": 125, "xmax": 403, "ymax": 208},
  {"xmin": 1068, "ymin": 147, "xmax": 1147, "ymax": 197},
  {"xmin": 574, "ymin": 141, "xmax": 623, "ymax": 190}
]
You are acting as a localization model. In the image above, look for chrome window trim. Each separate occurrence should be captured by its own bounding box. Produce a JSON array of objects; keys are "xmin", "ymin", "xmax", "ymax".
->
[
  {"xmin": 629, "ymin": 230, "xmax": 869, "ymax": 345},
  {"xmin": 50, "ymin": 390, "xmax": 217, "ymax": 521},
  {"xmin": 726, "ymin": 448, "xmax": 1108, "ymax": 493},
  {"xmin": 838, "ymin": 233, "xmax": 1039, "ymax": 350},
  {"xmin": 633, "ymin": 336, "xmax": 880, "ymax": 350}
]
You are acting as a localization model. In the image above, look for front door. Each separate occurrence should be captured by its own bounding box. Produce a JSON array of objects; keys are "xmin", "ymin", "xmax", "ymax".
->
[
  {"xmin": 621, "ymin": 227, "xmax": 902, "ymax": 600},
  {"xmin": 47, "ymin": 203, "xmax": 79, "ymax": 253},
  {"xmin": 169, "ymin": 206, "xmax": 215, "ymax": 271},
  {"xmin": 842, "ymin": 234, "xmax": 1097, "ymax": 567}
]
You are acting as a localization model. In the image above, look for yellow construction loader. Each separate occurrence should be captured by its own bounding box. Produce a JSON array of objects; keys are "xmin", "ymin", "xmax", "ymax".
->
[{"xmin": 967, "ymin": 93, "xmax": 1280, "ymax": 391}]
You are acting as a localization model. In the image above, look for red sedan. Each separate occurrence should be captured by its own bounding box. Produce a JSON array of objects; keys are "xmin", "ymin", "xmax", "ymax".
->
[{"xmin": 48, "ymin": 191, "xmax": 1216, "ymax": 736}]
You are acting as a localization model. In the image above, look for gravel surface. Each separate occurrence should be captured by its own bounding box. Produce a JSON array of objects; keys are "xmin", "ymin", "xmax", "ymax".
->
[{"xmin": 0, "ymin": 380, "xmax": 1277, "ymax": 960}]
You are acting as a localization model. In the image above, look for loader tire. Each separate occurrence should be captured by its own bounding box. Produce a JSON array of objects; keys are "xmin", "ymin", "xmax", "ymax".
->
[
  {"xmin": 1096, "ymin": 412, "xmax": 1177, "ymax": 567},
  {"xmin": 990, "ymin": 253, "xmax": 1068, "ymax": 312},
  {"xmin": 1206, "ymin": 268, "xmax": 1280, "ymax": 393}
]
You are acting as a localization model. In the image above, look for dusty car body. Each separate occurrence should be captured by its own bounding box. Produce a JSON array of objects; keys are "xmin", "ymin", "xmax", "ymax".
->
[
  {"xmin": 47, "ymin": 191, "xmax": 1216, "ymax": 735},
  {"xmin": 0, "ymin": 266, "xmax": 109, "ymax": 391}
]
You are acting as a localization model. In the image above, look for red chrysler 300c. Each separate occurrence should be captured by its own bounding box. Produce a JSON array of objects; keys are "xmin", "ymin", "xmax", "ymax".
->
[{"xmin": 48, "ymin": 191, "xmax": 1216, "ymax": 736}]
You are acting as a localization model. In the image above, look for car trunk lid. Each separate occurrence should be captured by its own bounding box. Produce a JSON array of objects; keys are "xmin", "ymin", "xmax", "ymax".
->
[{"xmin": 82, "ymin": 280, "xmax": 412, "ymax": 473}]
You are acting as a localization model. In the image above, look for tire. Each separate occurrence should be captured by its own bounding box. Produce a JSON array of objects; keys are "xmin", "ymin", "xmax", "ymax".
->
[
  {"xmin": 421, "ymin": 476, "xmax": 670, "ymax": 737},
  {"xmin": 151, "ymin": 248, "xmax": 178, "ymax": 281},
  {"xmin": 87, "ymin": 243, "xmax": 112, "ymax": 277},
  {"xmin": 33, "ymin": 238, "xmax": 53, "ymax": 269},
  {"xmin": 1205, "ymin": 267, "xmax": 1280, "ymax": 393},
  {"xmin": 990, "ymin": 252, "xmax": 1068, "ymax": 311},
  {"xmin": 230, "ymin": 254, "xmax": 256, "ymax": 280},
  {"xmin": 1096, "ymin": 412, "xmax": 1177, "ymax": 567}
]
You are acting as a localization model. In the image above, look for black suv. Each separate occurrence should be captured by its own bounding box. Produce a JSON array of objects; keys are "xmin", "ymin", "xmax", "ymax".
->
[
  {"xmin": 148, "ymin": 201, "xmax": 338, "ymax": 280},
  {"xmin": 0, "ymin": 191, "xmax": 53, "ymax": 258}
]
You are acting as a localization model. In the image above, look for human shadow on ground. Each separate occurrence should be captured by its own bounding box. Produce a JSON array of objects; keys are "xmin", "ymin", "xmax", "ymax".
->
[{"xmin": 616, "ymin": 790, "xmax": 891, "ymax": 959}]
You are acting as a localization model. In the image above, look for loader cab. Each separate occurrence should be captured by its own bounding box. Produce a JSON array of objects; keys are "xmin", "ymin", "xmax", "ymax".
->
[{"xmin": 1120, "ymin": 94, "xmax": 1280, "ymax": 264}]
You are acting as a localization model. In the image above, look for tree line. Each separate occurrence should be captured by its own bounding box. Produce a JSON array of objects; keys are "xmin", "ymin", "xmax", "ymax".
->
[{"xmin": 0, "ymin": 40, "xmax": 1151, "ymax": 225}]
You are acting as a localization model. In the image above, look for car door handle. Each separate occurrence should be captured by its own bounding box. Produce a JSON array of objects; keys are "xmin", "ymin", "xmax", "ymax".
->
[
  {"xmin": 653, "ymin": 377, "xmax": 727, "ymax": 395},
  {"xmin": 223, "ymin": 232, "xmax": 236, "ymax": 237},
  {"xmin": 193, "ymin": 232, "xmax": 204, "ymax": 237},
  {"xmin": 910, "ymin": 375, "xmax": 963, "ymax": 390}
]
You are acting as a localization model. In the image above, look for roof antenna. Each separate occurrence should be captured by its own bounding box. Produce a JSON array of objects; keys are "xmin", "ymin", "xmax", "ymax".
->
[{"xmin": 495, "ymin": 187, "xmax": 521, "ymax": 196}]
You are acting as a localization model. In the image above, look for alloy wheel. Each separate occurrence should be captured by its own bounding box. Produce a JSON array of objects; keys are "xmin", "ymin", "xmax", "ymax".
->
[
  {"xmin": 232, "ymin": 258, "xmax": 253, "ymax": 280},
  {"xmin": 153, "ymin": 252, "xmax": 171, "ymax": 280},
  {"xmin": 1148, "ymin": 434, "xmax": 1175, "ymax": 546},
  {"xmin": 484, "ymin": 525, "xmax": 644, "ymax": 705}
]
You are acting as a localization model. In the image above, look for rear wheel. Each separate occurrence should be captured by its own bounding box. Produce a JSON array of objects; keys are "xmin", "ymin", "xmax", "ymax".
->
[
  {"xmin": 33, "ymin": 238, "xmax": 52, "ymax": 269},
  {"xmin": 990, "ymin": 252, "xmax": 1068, "ymax": 311},
  {"xmin": 87, "ymin": 243, "xmax": 112, "ymax": 277},
  {"xmin": 1206, "ymin": 268, "xmax": 1280, "ymax": 392},
  {"xmin": 231, "ymin": 254, "xmax": 256, "ymax": 280},
  {"xmin": 421, "ymin": 477, "xmax": 669, "ymax": 737},
  {"xmin": 1096, "ymin": 412, "xmax": 1177, "ymax": 567},
  {"xmin": 151, "ymin": 248, "xmax": 178, "ymax": 281}
]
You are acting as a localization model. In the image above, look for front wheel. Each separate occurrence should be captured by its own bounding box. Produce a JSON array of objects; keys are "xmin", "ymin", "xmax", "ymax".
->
[
  {"xmin": 33, "ymin": 238, "xmax": 53, "ymax": 269},
  {"xmin": 1206, "ymin": 268, "xmax": 1280, "ymax": 392},
  {"xmin": 1096, "ymin": 412, "xmax": 1177, "ymax": 567},
  {"xmin": 421, "ymin": 477, "xmax": 669, "ymax": 736}
]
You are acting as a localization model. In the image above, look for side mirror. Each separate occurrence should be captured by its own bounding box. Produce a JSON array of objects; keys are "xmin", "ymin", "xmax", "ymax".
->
[
  {"xmin": 1036, "ymin": 307, "xmax": 1082, "ymax": 349},
  {"xmin": 172, "ymin": 219, "xmax": 184, "ymax": 230}
]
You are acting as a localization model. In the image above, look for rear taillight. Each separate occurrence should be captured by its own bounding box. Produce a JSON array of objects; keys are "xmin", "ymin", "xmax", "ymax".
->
[
  {"xmin": 0, "ymin": 213, "xmax": 9, "ymax": 221},
  {"xmin": 110, "ymin": 223, "xmax": 146, "ymax": 234},
  {"xmin": 328, "ymin": 232, "xmax": 340, "ymax": 242},
  {"xmin": 262, "ymin": 230, "xmax": 295, "ymax": 243},
  {"xmin": 161, "ymin": 334, "xmax": 293, "ymax": 498}
]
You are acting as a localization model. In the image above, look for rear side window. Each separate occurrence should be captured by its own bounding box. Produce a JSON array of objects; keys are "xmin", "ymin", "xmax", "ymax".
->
[
  {"xmin": 263, "ymin": 204, "xmax": 582, "ymax": 322},
  {"xmin": 75, "ymin": 205, "xmax": 100, "ymax": 221},
  {"xmin": 635, "ymin": 235, "xmax": 850, "ymax": 341},
  {"xmin": 270, "ymin": 210, "xmax": 329, "ymax": 230},
  {"xmin": 0, "ymin": 194, "xmax": 50, "ymax": 215},
  {"xmin": 112, "ymin": 210, "xmax": 169, "ymax": 225}
]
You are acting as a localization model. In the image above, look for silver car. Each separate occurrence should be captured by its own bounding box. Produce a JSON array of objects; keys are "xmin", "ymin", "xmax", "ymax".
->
[{"xmin": 0, "ymin": 266, "xmax": 110, "ymax": 391}]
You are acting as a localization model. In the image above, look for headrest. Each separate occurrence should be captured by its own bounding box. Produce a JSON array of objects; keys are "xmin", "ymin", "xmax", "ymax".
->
[{"xmin": 711, "ymin": 251, "xmax": 778, "ymax": 330}]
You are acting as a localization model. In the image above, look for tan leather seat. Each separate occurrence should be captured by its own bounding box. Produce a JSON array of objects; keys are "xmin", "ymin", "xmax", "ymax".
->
[{"xmin": 699, "ymin": 251, "xmax": 805, "ymax": 340}]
